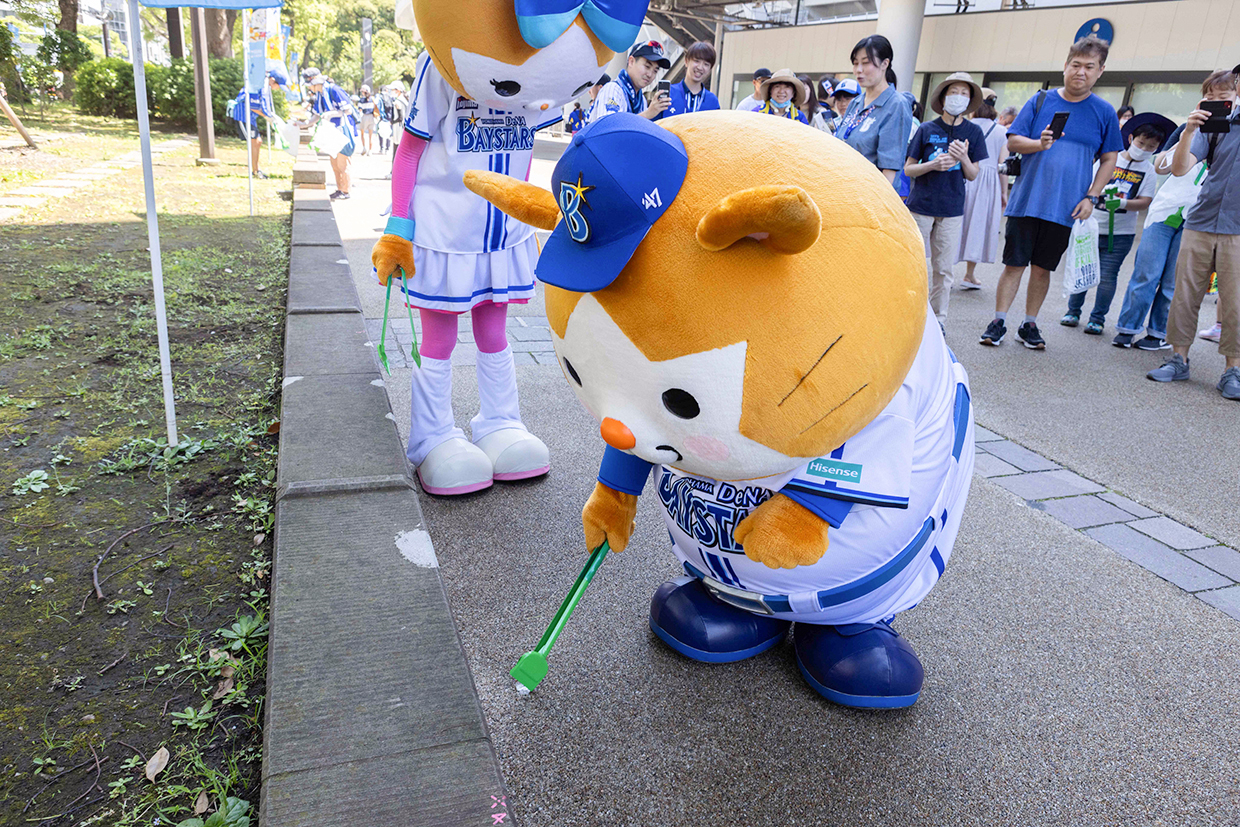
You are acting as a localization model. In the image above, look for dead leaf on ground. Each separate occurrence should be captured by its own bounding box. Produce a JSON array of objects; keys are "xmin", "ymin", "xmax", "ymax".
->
[
  {"xmin": 266, "ymin": 421, "xmax": 280, "ymax": 435},
  {"xmin": 194, "ymin": 790, "xmax": 210, "ymax": 814},
  {"xmin": 212, "ymin": 677, "xmax": 234, "ymax": 700},
  {"xmin": 144, "ymin": 746, "xmax": 170, "ymax": 782}
]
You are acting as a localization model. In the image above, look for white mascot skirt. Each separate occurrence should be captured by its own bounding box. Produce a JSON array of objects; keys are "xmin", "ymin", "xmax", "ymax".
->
[{"xmin": 406, "ymin": 236, "xmax": 538, "ymax": 313}]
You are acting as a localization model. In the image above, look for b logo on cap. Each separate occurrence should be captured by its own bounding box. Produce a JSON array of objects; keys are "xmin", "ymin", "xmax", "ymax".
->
[{"xmin": 558, "ymin": 173, "xmax": 596, "ymax": 244}]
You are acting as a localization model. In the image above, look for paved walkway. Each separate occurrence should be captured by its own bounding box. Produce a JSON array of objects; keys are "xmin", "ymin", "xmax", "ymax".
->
[
  {"xmin": 328, "ymin": 143, "xmax": 1240, "ymax": 825},
  {"xmin": 0, "ymin": 138, "xmax": 192, "ymax": 222}
]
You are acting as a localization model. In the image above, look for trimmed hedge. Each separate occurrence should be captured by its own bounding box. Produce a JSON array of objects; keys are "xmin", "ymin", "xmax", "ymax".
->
[{"xmin": 76, "ymin": 56, "xmax": 289, "ymax": 133}]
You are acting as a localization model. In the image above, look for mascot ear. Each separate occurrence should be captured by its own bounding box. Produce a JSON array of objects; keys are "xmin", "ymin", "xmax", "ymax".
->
[
  {"xmin": 463, "ymin": 170, "xmax": 560, "ymax": 232},
  {"xmin": 696, "ymin": 185, "xmax": 821, "ymax": 255}
]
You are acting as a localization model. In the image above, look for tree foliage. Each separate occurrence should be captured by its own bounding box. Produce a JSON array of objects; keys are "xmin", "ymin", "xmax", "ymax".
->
[
  {"xmin": 37, "ymin": 29, "xmax": 92, "ymax": 73},
  {"xmin": 283, "ymin": 0, "xmax": 421, "ymax": 91}
]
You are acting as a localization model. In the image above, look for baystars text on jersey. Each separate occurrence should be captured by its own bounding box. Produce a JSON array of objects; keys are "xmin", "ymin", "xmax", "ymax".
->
[{"xmin": 456, "ymin": 111, "xmax": 538, "ymax": 154}]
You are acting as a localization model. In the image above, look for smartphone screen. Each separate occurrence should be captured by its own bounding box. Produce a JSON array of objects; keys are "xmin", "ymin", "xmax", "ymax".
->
[
  {"xmin": 1049, "ymin": 111, "xmax": 1070, "ymax": 139},
  {"xmin": 1201, "ymin": 99, "xmax": 1233, "ymax": 133}
]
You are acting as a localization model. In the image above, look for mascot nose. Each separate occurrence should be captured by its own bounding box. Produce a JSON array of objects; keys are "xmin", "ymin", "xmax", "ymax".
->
[
  {"xmin": 540, "ymin": 103, "xmax": 550, "ymax": 111},
  {"xmin": 600, "ymin": 418, "xmax": 636, "ymax": 450}
]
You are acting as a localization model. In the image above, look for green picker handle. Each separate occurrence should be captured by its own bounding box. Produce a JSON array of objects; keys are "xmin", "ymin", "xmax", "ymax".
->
[
  {"xmin": 511, "ymin": 541, "xmax": 611, "ymax": 692},
  {"xmin": 377, "ymin": 266, "xmax": 421, "ymax": 374}
]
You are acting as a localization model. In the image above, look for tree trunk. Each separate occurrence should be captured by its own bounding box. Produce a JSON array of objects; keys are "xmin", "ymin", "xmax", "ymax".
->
[
  {"xmin": 57, "ymin": 0, "xmax": 78, "ymax": 33},
  {"xmin": 204, "ymin": 9, "xmax": 237, "ymax": 59}
]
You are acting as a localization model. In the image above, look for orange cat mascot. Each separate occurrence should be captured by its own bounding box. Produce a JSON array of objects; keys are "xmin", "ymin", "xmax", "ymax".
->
[{"xmin": 467, "ymin": 111, "xmax": 975, "ymax": 708}]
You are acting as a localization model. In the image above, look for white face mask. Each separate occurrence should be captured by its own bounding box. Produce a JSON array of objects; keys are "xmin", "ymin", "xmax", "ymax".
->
[
  {"xmin": 943, "ymin": 94, "xmax": 970, "ymax": 116},
  {"xmin": 771, "ymin": 98, "xmax": 792, "ymax": 109},
  {"xmin": 1127, "ymin": 145, "xmax": 1153, "ymax": 162}
]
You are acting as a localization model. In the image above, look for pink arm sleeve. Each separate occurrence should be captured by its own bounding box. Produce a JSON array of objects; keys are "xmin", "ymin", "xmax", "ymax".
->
[{"xmin": 391, "ymin": 129, "xmax": 428, "ymax": 220}]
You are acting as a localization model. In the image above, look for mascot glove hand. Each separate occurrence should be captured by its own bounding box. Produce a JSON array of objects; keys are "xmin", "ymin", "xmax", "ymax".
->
[
  {"xmin": 582, "ymin": 482, "xmax": 639, "ymax": 554},
  {"xmin": 733, "ymin": 494, "xmax": 829, "ymax": 570},
  {"xmin": 371, "ymin": 234, "xmax": 415, "ymax": 288}
]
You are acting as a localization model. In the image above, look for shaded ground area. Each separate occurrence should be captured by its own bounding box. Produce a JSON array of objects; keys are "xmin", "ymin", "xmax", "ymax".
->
[{"xmin": 0, "ymin": 128, "xmax": 292, "ymax": 826}]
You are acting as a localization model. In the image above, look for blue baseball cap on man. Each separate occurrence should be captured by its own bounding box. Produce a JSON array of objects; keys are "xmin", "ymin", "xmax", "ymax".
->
[
  {"xmin": 630, "ymin": 40, "xmax": 671, "ymax": 69},
  {"xmin": 537, "ymin": 113, "xmax": 688, "ymax": 293}
]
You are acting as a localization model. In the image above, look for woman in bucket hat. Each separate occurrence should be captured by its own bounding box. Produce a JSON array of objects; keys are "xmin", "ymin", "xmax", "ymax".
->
[
  {"xmin": 755, "ymin": 69, "xmax": 810, "ymax": 123},
  {"xmin": 904, "ymin": 71, "xmax": 989, "ymax": 328}
]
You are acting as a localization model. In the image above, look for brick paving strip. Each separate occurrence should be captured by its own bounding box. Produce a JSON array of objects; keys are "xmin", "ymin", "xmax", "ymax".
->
[
  {"xmin": 0, "ymin": 139, "xmax": 191, "ymax": 222},
  {"xmin": 367, "ymin": 313, "xmax": 1240, "ymax": 622}
]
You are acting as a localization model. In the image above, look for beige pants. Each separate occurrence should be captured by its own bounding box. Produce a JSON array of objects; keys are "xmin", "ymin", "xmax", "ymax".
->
[
  {"xmin": 1167, "ymin": 229, "xmax": 1240, "ymax": 358},
  {"xmin": 913, "ymin": 212, "xmax": 963, "ymax": 324}
]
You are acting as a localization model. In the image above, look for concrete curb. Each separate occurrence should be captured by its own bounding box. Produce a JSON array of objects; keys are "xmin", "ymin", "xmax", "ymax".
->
[{"xmin": 260, "ymin": 169, "xmax": 513, "ymax": 826}]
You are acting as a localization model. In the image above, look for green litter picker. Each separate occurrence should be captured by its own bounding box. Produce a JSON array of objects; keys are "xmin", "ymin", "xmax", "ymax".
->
[
  {"xmin": 377, "ymin": 266, "xmax": 420, "ymax": 374},
  {"xmin": 511, "ymin": 541, "xmax": 610, "ymax": 692}
]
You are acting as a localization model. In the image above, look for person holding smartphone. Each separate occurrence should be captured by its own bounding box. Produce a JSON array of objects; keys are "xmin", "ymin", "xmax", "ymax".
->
[
  {"xmin": 588, "ymin": 41, "xmax": 672, "ymax": 124},
  {"xmin": 978, "ymin": 34, "xmax": 1123, "ymax": 350},
  {"xmin": 654, "ymin": 41, "xmax": 720, "ymax": 120},
  {"xmin": 1147, "ymin": 62, "xmax": 1240, "ymax": 400}
]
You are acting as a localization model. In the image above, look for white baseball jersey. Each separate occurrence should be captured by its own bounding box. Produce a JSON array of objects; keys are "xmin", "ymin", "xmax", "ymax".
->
[
  {"xmin": 403, "ymin": 53, "xmax": 561, "ymax": 255},
  {"xmin": 655, "ymin": 318, "xmax": 974, "ymax": 624}
]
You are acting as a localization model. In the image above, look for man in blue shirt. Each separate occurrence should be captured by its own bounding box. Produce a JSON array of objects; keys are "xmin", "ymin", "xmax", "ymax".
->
[
  {"xmin": 655, "ymin": 41, "xmax": 720, "ymax": 119},
  {"xmin": 588, "ymin": 41, "xmax": 672, "ymax": 124},
  {"xmin": 979, "ymin": 35, "xmax": 1123, "ymax": 350}
]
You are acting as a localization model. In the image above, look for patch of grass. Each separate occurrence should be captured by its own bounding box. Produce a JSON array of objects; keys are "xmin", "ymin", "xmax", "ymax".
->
[{"xmin": 0, "ymin": 111, "xmax": 291, "ymax": 826}]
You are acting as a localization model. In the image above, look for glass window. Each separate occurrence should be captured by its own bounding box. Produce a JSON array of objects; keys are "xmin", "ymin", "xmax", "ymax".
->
[
  {"xmin": 1130, "ymin": 83, "xmax": 1199, "ymax": 125},
  {"xmin": 987, "ymin": 81, "xmax": 1044, "ymax": 114},
  {"xmin": 909, "ymin": 73, "xmax": 926, "ymax": 104},
  {"xmin": 1092, "ymin": 85, "xmax": 1127, "ymax": 112}
]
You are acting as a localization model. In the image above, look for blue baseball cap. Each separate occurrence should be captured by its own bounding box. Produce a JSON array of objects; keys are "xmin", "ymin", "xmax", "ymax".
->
[
  {"xmin": 832, "ymin": 78, "xmax": 860, "ymax": 97},
  {"xmin": 537, "ymin": 113, "xmax": 688, "ymax": 293}
]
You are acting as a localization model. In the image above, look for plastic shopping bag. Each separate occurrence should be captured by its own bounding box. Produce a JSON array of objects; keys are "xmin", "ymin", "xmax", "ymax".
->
[
  {"xmin": 273, "ymin": 116, "xmax": 300, "ymax": 158},
  {"xmin": 1062, "ymin": 216, "xmax": 1100, "ymax": 297},
  {"xmin": 309, "ymin": 120, "xmax": 349, "ymax": 157}
]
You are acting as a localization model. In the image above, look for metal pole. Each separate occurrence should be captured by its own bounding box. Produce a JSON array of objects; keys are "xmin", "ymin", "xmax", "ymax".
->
[
  {"xmin": 126, "ymin": 0, "xmax": 178, "ymax": 447},
  {"xmin": 244, "ymin": 8, "xmax": 254, "ymax": 217},
  {"xmin": 712, "ymin": 21, "xmax": 724, "ymax": 97}
]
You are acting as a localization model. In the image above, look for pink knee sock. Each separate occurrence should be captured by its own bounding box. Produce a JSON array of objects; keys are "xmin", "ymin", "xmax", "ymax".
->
[
  {"xmin": 471, "ymin": 301, "xmax": 510, "ymax": 354},
  {"xmin": 419, "ymin": 309, "xmax": 459, "ymax": 360}
]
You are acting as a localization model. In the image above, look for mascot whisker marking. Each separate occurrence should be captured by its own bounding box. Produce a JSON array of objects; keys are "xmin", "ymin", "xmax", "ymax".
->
[{"xmin": 467, "ymin": 111, "xmax": 975, "ymax": 709}]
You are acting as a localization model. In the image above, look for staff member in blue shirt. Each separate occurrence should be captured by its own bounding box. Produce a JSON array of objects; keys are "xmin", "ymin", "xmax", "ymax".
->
[
  {"xmin": 655, "ymin": 41, "xmax": 720, "ymax": 119},
  {"xmin": 837, "ymin": 35, "xmax": 912, "ymax": 186},
  {"xmin": 303, "ymin": 69, "xmax": 358, "ymax": 200},
  {"xmin": 229, "ymin": 69, "xmax": 284, "ymax": 179}
]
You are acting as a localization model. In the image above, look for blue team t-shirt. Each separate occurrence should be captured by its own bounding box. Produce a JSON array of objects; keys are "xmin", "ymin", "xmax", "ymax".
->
[
  {"xmin": 1004, "ymin": 89, "xmax": 1123, "ymax": 227},
  {"xmin": 905, "ymin": 117, "xmax": 988, "ymax": 218}
]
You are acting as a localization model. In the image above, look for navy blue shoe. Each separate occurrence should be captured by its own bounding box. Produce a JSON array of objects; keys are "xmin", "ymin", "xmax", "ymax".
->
[
  {"xmin": 649, "ymin": 577, "xmax": 790, "ymax": 664},
  {"xmin": 794, "ymin": 621, "xmax": 924, "ymax": 709}
]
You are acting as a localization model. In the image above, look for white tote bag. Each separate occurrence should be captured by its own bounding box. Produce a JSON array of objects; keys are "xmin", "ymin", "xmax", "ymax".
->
[
  {"xmin": 309, "ymin": 120, "xmax": 349, "ymax": 157},
  {"xmin": 1062, "ymin": 216, "xmax": 1101, "ymax": 297}
]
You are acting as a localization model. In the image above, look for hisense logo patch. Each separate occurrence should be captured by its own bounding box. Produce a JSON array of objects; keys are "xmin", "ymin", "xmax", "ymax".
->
[{"xmin": 806, "ymin": 458, "xmax": 862, "ymax": 483}]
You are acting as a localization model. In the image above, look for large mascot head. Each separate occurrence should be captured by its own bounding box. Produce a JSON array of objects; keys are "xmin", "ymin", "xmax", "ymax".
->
[
  {"xmin": 412, "ymin": 0, "xmax": 647, "ymax": 115},
  {"xmin": 465, "ymin": 111, "xmax": 928, "ymax": 482}
]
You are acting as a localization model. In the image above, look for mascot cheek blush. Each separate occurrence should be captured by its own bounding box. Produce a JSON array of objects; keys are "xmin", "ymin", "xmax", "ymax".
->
[
  {"xmin": 467, "ymin": 111, "xmax": 976, "ymax": 710},
  {"xmin": 369, "ymin": 0, "xmax": 648, "ymax": 496}
]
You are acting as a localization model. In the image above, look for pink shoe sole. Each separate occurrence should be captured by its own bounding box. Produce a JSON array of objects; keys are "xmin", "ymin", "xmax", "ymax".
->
[
  {"xmin": 416, "ymin": 470, "xmax": 493, "ymax": 496},
  {"xmin": 493, "ymin": 464, "xmax": 551, "ymax": 482}
]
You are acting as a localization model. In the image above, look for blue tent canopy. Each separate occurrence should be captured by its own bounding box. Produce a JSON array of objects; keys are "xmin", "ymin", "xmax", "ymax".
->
[{"xmin": 139, "ymin": 1, "xmax": 283, "ymax": 8}]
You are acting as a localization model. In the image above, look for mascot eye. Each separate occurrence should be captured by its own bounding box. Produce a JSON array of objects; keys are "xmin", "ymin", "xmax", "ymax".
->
[
  {"xmin": 572, "ymin": 81, "xmax": 592, "ymax": 96},
  {"xmin": 661, "ymin": 389, "xmax": 700, "ymax": 420},
  {"xmin": 564, "ymin": 358, "xmax": 582, "ymax": 387},
  {"xmin": 490, "ymin": 79, "xmax": 521, "ymax": 97}
]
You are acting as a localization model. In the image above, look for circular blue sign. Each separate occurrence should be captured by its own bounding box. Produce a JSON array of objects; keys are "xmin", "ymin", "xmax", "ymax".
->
[{"xmin": 1076, "ymin": 18, "xmax": 1114, "ymax": 45}]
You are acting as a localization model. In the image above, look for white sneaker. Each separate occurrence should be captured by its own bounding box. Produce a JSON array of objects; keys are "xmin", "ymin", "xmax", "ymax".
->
[
  {"xmin": 1199, "ymin": 322, "xmax": 1222, "ymax": 343},
  {"xmin": 473, "ymin": 428, "xmax": 550, "ymax": 481},
  {"xmin": 416, "ymin": 437, "xmax": 493, "ymax": 496}
]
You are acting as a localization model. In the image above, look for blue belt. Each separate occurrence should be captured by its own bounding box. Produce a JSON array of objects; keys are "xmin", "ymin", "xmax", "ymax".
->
[{"xmin": 684, "ymin": 515, "xmax": 936, "ymax": 615}]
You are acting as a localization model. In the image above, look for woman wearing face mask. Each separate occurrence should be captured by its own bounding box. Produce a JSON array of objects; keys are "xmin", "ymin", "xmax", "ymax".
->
[
  {"xmin": 838, "ymin": 35, "xmax": 912, "ymax": 185},
  {"xmin": 903, "ymin": 72, "xmax": 989, "ymax": 329},
  {"xmin": 755, "ymin": 69, "xmax": 810, "ymax": 124}
]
